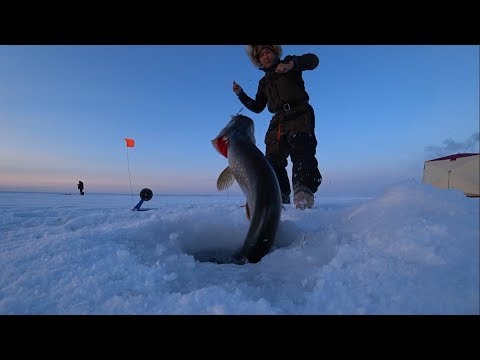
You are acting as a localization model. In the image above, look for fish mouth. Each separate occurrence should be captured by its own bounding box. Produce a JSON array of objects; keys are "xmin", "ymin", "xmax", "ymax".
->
[{"xmin": 212, "ymin": 136, "xmax": 229, "ymax": 158}]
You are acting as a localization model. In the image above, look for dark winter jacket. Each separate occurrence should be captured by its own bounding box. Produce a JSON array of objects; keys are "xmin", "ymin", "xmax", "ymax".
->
[{"xmin": 238, "ymin": 53, "xmax": 318, "ymax": 114}]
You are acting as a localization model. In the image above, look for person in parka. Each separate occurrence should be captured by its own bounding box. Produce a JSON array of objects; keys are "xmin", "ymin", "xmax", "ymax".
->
[
  {"xmin": 233, "ymin": 45, "xmax": 322, "ymax": 209},
  {"xmin": 77, "ymin": 180, "xmax": 84, "ymax": 195}
]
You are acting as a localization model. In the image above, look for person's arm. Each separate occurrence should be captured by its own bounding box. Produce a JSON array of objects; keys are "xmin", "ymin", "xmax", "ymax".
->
[
  {"xmin": 285, "ymin": 53, "xmax": 319, "ymax": 71},
  {"xmin": 234, "ymin": 80, "xmax": 267, "ymax": 114}
]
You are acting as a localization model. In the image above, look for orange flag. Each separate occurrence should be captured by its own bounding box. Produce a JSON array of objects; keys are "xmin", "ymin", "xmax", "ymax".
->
[{"xmin": 125, "ymin": 138, "xmax": 135, "ymax": 148}]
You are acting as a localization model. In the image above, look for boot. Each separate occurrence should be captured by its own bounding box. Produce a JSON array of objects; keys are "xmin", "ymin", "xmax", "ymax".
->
[{"xmin": 293, "ymin": 185, "xmax": 314, "ymax": 210}]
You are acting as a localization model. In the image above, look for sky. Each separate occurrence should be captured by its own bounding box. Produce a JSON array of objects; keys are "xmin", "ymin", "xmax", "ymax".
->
[
  {"xmin": 0, "ymin": 181, "xmax": 478, "ymax": 315},
  {"xmin": 0, "ymin": 45, "xmax": 478, "ymax": 196}
]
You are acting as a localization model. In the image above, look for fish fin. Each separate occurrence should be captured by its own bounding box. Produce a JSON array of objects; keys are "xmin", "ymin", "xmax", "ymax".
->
[{"xmin": 217, "ymin": 166, "xmax": 235, "ymax": 191}]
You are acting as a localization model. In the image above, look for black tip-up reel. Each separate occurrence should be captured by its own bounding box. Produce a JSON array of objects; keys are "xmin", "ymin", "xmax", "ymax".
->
[{"xmin": 133, "ymin": 188, "xmax": 153, "ymax": 211}]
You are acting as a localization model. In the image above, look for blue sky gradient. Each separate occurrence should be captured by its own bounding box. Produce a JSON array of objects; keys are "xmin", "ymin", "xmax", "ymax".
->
[{"xmin": 0, "ymin": 45, "xmax": 478, "ymax": 196}]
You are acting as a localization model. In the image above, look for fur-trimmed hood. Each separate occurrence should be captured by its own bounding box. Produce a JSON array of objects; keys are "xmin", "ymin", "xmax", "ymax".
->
[{"xmin": 245, "ymin": 45, "xmax": 283, "ymax": 68}]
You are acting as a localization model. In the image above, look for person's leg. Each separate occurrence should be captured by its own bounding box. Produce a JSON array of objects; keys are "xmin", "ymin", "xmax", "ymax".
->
[
  {"xmin": 290, "ymin": 132, "xmax": 322, "ymax": 194},
  {"xmin": 265, "ymin": 118, "xmax": 291, "ymax": 204},
  {"xmin": 286, "ymin": 107, "xmax": 322, "ymax": 208}
]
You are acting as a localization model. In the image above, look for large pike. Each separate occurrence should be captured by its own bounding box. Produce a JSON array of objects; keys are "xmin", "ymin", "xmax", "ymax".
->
[{"xmin": 212, "ymin": 115, "xmax": 282, "ymax": 264}]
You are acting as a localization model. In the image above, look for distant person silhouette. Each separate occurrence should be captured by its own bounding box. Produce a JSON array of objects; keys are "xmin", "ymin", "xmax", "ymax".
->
[{"xmin": 77, "ymin": 181, "xmax": 84, "ymax": 195}]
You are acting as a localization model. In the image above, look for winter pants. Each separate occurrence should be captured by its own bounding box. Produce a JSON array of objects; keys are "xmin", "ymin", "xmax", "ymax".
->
[{"xmin": 264, "ymin": 104, "xmax": 322, "ymax": 202}]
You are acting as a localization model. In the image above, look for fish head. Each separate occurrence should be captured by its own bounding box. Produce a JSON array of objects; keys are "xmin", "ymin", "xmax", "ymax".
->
[{"xmin": 212, "ymin": 115, "xmax": 255, "ymax": 158}]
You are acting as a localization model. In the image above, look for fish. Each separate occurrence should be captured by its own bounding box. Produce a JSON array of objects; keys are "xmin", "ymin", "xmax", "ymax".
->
[{"xmin": 212, "ymin": 114, "xmax": 282, "ymax": 264}]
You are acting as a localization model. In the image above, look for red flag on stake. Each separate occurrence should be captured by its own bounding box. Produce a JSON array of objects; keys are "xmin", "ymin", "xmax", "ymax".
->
[{"xmin": 125, "ymin": 138, "xmax": 135, "ymax": 148}]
